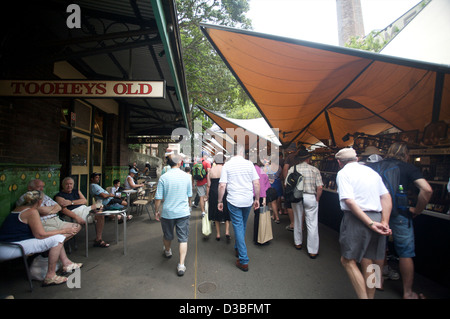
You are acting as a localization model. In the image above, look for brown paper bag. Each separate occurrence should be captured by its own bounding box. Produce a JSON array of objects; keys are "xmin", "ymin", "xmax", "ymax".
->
[{"xmin": 258, "ymin": 206, "xmax": 273, "ymax": 244}]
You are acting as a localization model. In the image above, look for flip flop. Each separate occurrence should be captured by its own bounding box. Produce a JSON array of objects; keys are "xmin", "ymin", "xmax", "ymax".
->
[{"xmin": 42, "ymin": 275, "xmax": 68, "ymax": 287}]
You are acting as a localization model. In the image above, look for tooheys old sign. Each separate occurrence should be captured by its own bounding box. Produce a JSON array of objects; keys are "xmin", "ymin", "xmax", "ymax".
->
[{"xmin": 0, "ymin": 80, "xmax": 165, "ymax": 98}]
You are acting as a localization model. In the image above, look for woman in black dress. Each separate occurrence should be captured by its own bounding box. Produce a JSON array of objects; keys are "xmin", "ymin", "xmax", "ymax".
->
[{"xmin": 206, "ymin": 153, "xmax": 231, "ymax": 241}]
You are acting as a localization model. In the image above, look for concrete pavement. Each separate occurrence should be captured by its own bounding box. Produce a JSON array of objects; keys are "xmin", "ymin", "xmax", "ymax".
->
[{"xmin": 1, "ymin": 202, "xmax": 449, "ymax": 301}]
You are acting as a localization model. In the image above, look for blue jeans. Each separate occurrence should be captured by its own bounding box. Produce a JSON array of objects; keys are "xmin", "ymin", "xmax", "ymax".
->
[{"xmin": 228, "ymin": 202, "xmax": 252, "ymax": 265}]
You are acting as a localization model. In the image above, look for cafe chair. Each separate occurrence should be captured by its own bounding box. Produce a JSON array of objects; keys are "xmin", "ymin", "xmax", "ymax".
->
[
  {"xmin": 132, "ymin": 188, "xmax": 150, "ymax": 216},
  {"xmin": 132, "ymin": 185, "xmax": 157, "ymax": 220},
  {"xmin": 0, "ymin": 242, "xmax": 33, "ymax": 291}
]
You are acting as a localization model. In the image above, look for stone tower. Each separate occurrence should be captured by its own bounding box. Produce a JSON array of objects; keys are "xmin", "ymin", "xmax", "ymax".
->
[{"xmin": 336, "ymin": 0, "xmax": 365, "ymax": 46}]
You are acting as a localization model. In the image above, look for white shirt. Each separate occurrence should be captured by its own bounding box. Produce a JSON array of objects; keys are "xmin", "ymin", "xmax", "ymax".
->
[
  {"xmin": 219, "ymin": 156, "xmax": 259, "ymax": 207},
  {"xmin": 336, "ymin": 161, "xmax": 388, "ymax": 212}
]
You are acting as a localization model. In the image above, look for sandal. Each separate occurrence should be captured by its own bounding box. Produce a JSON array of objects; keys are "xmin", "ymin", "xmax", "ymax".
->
[
  {"xmin": 93, "ymin": 239, "xmax": 110, "ymax": 248},
  {"xmin": 63, "ymin": 262, "xmax": 83, "ymax": 273},
  {"xmin": 42, "ymin": 275, "xmax": 68, "ymax": 287}
]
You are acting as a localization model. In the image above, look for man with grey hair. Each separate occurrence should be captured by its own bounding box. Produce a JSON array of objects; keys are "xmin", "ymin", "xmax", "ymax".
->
[
  {"xmin": 55, "ymin": 177, "xmax": 109, "ymax": 248},
  {"xmin": 155, "ymin": 153, "xmax": 193, "ymax": 276},
  {"xmin": 16, "ymin": 179, "xmax": 81, "ymax": 236},
  {"xmin": 335, "ymin": 147, "xmax": 392, "ymax": 299},
  {"xmin": 218, "ymin": 144, "xmax": 260, "ymax": 271}
]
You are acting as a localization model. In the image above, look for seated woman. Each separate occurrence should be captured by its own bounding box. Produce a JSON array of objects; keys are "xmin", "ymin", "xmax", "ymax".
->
[{"xmin": 0, "ymin": 190, "xmax": 81, "ymax": 287}]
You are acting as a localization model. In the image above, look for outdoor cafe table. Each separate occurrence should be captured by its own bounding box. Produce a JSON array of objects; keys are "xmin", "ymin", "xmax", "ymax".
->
[{"xmin": 122, "ymin": 189, "xmax": 138, "ymax": 213}]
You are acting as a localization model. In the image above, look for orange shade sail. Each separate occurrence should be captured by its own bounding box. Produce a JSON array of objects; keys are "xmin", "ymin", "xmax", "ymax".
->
[{"xmin": 200, "ymin": 24, "xmax": 450, "ymax": 148}]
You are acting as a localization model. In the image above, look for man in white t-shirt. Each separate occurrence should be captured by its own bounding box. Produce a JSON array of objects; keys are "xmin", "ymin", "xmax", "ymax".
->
[
  {"xmin": 335, "ymin": 147, "xmax": 392, "ymax": 299},
  {"xmin": 218, "ymin": 144, "xmax": 260, "ymax": 272}
]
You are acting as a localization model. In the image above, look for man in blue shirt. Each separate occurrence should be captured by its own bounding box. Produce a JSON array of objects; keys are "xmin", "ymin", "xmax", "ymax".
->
[
  {"xmin": 155, "ymin": 153, "xmax": 193, "ymax": 276},
  {"xmin": 90, "ymin": 173, "xmax": 127, "ymax": 209}
]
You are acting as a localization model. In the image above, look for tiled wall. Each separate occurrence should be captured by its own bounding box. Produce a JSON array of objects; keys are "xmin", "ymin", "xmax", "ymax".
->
[
  {"xmin": 102, "ymin": 166, "xmax": 129, "ymax": 187},
  {"xmin": 0, "ymin": 164, "xmax": 61, "ymax": 226}
]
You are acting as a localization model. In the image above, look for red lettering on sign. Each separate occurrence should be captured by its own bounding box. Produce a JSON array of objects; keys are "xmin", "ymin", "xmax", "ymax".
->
[
  {"xmin": 139, "ymin": 83, "xmax": 152, "ymax": 94},
  {"xmin": 113, "ymin": 83, "xmax": 126, "ymax": 95},
  {"xmin": 10, "ymin": 82, "xmax": 25, "ymax": 94},
  {"xmin": 25, "ymin": 82, "xmax": 39, "ymax": 94},
  {"xmin": 96, "ymin": 83, "xmax": 106, "ymax": 94}
]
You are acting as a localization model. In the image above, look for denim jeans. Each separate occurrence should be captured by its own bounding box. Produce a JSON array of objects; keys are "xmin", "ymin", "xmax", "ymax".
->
[{"xmin": 227, "ymin": 202, "xmax": 252, "ymax": 265}]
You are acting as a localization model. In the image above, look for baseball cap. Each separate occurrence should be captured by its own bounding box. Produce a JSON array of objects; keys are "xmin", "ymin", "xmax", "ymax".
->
[{"xmin": 90, "ymin": 172, "xmax": 101, "ymax": 179}]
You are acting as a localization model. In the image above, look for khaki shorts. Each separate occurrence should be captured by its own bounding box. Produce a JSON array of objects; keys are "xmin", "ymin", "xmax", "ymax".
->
[{"xmin": 41, "ymin": 216, "xmax": 74, "ymax": 232}]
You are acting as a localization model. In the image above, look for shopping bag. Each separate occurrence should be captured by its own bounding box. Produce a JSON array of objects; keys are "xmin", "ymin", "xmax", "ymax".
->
[
  {"xmin": 257, "ymin": 205, "xmax": 273, "ymax": 244},
  {"xmin": 202, "ymin": 201, "xmax": 211, "ymax": 237}
]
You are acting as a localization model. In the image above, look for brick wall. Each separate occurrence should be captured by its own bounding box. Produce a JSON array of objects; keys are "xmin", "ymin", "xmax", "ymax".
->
[{"xmin": 0, "ymin": 98, "xmax": 61, "ymax": 164}]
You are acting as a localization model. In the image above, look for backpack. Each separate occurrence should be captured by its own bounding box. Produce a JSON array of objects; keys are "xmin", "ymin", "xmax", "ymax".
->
[
  {"xmin": 367, "ymin": 159, "xmax": 402, "ymax": 217},
  {"xmin": 192, "ymin": 161, "xmax": 207, "ymax": 181},
  {"xmin": 284, "ymin": 165, "xmax": 304, "ymax": 203}
]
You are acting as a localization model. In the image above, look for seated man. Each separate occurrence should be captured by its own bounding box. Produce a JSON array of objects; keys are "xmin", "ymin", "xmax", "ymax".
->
[
  {"xmin": 55, "ymin": 177, "xmax": 110, "ymax": 248},
  {"xmin": 16, "ymin": 179, "xmax": 81, "ymax": 236},
  {"xmin": 90, "ymin": 173, "xmax": 131, "ymax": 222},
  {"xmin": 124, "ymin": 168, "xmax": 145, "ymax": 190},
  {"xmin": 90, "ymin": 173, "xmax": 127, "ymax": 209}
]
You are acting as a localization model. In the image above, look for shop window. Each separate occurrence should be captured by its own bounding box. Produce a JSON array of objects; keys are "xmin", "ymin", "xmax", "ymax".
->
[
  {"xmin": 71, "ymin": 135, "xmax": 88, "ymax": 166},
  {"xmin": 74, "ymin": 100, "xmax": 91, "ymax": 133},
  {"xmin": 94, "ymin": 111, "xmax": 103, "ymax": 136},
  {"xmin": 61, "ymin": 108, "xmax": 70, "ymax": 126},
  {"xmin": 93, "ymin": 140, "xmax": 102, "ymax": 167}
]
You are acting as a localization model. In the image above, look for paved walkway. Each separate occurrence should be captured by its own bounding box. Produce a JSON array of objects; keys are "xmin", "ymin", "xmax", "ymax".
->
[{"xmin": 1, "ymin": 203, "xmax": 449, "ymax": 301}]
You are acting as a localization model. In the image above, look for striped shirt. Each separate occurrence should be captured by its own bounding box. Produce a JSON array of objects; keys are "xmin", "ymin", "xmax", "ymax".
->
[
  {"xmin": 155, "ymin": 168, "xmax": 193, "ymax": 219},
  {"xmin": 286, "ymin": 162, "xmax": 323, "ymax": 194},
  {"xmin": 219, "ymin": 156, "xmax": 259, "ymax": 207}
]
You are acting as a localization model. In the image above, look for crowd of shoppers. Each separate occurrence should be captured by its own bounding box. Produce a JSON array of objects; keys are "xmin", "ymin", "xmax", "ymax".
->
[{"xmin": 0, "ymin": 142, "xmax": 432, "ymax": 298}]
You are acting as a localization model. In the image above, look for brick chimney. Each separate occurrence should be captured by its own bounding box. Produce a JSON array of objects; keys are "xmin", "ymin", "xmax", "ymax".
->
[{"xmin": 336, "ymin": 0, "xmax": 365, "ymax": 46}]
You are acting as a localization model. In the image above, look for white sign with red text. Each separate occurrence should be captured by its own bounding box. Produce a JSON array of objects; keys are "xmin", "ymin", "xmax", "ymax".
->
[{"xmin": 0, "ymin": 80, "xmax": 165, "ymax": 98}]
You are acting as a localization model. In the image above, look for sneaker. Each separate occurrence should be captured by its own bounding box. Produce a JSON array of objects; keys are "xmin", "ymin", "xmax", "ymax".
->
[
  {"xmin": 383, "ymin": 265, "xmax": 400, "ymax": 280},
  {"xmin": 164, "ymin": 247, "xmax": 172, "ymax": 258},
  {"xmin": 177, "ymin": 264, "xmax": 186, "ymax": 276}
]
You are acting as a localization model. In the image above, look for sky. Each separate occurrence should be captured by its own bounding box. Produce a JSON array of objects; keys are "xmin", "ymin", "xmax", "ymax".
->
[{"xmin": 247, "ymin": 0, "xmax": 421, "ymax": 45}]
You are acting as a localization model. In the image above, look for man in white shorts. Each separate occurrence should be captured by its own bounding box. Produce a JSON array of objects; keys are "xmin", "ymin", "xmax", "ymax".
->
[{"xmin": 55, "ymin": 177, "xmax": 110, "ymax": 248}]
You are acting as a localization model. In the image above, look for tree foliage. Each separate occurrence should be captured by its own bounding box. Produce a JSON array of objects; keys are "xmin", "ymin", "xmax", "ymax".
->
[
  {"xmin": 176, "ymin": 0, "xmax": 260, "ymax": 127},
  {"xmin": 345, "ymin": 30, "xmax": 388, "ymax": 53}
]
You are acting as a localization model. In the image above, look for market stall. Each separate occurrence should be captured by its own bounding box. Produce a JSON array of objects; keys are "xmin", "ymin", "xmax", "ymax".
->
[{"xmin": 200, "ymin": 23, "xmax": 450, "ymax": 287}]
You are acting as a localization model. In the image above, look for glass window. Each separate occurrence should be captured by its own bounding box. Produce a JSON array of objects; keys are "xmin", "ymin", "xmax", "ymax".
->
[
  {"xmin": 94, "ymin": 111, "xmax": 103, "ymax": 136},
  {"xmin": 93, "ymin": 140, "xmax": 102, "ymax": 166},
  {"xmin": 74, "ymin": 100, "xmax": 91, "ymax": 132},
  {"xmin": 71, "ymin": 135, "xmax": 88, "ymax": 166}
]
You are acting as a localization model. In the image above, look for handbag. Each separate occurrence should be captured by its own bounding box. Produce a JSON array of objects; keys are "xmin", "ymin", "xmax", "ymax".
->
[
  {"xmin": 257, "ymin": 205, "xmax": 273, "ymax": 244},
  {"xmin": 202, "ymin": 201, "xmax": 211, "ymax": 237}
]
